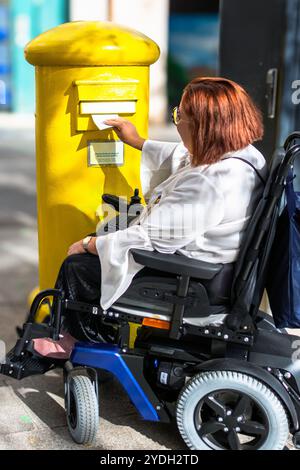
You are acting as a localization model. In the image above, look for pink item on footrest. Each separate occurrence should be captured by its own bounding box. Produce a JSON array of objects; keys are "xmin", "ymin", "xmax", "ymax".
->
[{"xmin": 32, "ymin": 331, "xmax": 77, "ymax": 359}]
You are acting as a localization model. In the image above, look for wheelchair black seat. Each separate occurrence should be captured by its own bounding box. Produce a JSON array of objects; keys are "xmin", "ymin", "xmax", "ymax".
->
[{"xmin": 112, "ymin": 261, "xmax": 235, "ymax": 330}]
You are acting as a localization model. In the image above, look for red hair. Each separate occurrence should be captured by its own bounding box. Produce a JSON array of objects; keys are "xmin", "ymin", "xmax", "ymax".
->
[{"xmin": 182, "ymin": 77, "xmax": 264, "ymax": 166}]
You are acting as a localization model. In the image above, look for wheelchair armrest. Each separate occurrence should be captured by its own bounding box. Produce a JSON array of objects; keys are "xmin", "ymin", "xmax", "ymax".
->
[{"xmin": 130, "ymin": 249, "xmax": 223, "ymax": 280}]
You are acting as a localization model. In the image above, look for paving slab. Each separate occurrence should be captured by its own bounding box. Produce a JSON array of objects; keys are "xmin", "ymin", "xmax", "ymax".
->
[{"xmin": 0, "ymin": 370, "xmax": 183, "ymax": 450}]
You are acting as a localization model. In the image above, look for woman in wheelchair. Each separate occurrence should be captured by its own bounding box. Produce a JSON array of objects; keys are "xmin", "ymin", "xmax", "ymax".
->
[{"xmin": 33, "ymin": 76, "xmax": 267, "ymax": 359}]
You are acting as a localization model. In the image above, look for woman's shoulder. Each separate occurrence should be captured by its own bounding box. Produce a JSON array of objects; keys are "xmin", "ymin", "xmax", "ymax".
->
[
  {"xmin": 202, "ymin": 144, "xmax": 266, "ymax": 174},
  {"xmin": 185, "ymin": 145, "xmax": 268, "ymax": 196},
  {"xmin": 174, "ymin": 143, "xmax": 267, "ymax": 185},
  {"xmin": 233, "ymin": 144, "xmax": 266, "ymax": 169}
]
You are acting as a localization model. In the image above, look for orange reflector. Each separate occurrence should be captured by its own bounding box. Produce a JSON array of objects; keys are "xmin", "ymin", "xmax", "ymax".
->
[{"xmin": 142, "ymin": 318, "xmax": 170, "ymax": 330}]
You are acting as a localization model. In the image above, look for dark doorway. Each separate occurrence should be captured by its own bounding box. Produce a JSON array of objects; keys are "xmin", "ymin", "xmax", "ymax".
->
[{"xmin": 219, "ymin": 0, "xmax": 300, "ymax": 161}]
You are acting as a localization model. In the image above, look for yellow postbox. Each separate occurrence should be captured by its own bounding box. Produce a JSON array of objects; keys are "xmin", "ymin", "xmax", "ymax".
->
[{"xmin": 25, "ymin": 21, "xmax": 160, "ymax": 323}]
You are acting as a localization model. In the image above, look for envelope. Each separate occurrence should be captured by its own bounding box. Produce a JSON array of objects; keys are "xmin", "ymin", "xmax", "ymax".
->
[{"xmin": 92, "ymin": 114, "xmax": 119, "ymax": 130}]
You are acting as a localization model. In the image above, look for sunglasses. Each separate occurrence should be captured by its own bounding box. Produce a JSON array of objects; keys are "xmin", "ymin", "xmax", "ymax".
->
[
  {"xmin": 172, "ymin": 106, "xmax": 190, "ymax": 125},
  {"xmin": 172, "ymin": 106, "xmax": 180, "ymax": 125}
]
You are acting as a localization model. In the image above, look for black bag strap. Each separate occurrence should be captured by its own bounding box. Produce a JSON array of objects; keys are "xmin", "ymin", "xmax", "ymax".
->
[{"xmin": 222, "ymin": 156, "xmax": 266, "ymax": 185}]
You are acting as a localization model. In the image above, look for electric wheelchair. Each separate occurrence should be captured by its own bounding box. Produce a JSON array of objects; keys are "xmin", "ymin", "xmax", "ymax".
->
[{"xmin": 2, "ymin": 133, "xmax": 300, "ymax": 450}]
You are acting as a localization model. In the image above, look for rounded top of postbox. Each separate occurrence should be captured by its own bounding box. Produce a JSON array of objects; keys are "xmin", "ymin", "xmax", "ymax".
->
[{"xmin": 24, "ymin": 21, "xmax": 160, "ymax": 66}]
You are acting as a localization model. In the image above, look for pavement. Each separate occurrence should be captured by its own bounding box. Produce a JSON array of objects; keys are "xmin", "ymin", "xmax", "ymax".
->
[
  {"xmin": 0, "ymin": 113, "xmax": 297, "ymax": 451},
  {"xmin": 0, "ymin": 114, "xmax": 184, "ymax": 450}
]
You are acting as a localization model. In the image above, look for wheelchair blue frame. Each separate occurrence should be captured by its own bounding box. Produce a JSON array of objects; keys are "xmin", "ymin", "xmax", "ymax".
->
[{"xmin": 71, "ymin": 342, "xmax": 160, "ymax": 422}]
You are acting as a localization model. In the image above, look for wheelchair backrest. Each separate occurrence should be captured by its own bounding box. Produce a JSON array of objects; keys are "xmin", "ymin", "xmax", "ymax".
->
[{"xmin": 230, "ymin": 132, "xmax": 300, "ymax": 322}]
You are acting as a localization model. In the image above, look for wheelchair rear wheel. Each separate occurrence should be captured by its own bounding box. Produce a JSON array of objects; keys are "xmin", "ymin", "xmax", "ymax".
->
[
  {"xmin": 176, "ymin": 370, "xmax": 289, "ymax": 450},
  {"xmin": 65, "ymin": 375, "xmax": 99, "ymax": 445}
]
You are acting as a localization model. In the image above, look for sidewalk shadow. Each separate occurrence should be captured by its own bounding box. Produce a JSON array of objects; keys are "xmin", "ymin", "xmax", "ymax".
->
[{"xmin": 3, "ymin": 369, "xmax": 184, "ymax": 449}]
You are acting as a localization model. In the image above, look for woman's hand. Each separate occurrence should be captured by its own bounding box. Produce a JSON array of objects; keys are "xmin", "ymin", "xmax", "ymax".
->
[
  {"xmin": 67, "ymin": 240, "xmax": 85, "ymax": 256},
  {"xmin": 67, "ymin": 237, "xmax": 98, "ymax": 256},
  {"xmin": 103, "ymin": 117, "xmax": 145, "ymax": 150}
]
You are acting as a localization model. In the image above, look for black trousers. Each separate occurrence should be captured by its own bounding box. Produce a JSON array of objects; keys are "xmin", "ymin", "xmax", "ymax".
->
[
  {"xmin": 54, "ymin": 253, "xmax": 103, "ymax": 340},
  {"xmin": 55, "ymin": 253, "xmax": 102, "ymax": 305}
]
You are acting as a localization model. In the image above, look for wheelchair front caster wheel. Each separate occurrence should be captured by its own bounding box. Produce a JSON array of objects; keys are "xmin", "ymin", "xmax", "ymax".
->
[
  {"xmin": 176, "ymin": 370, "xmax": 289, "ymax": 450},
  {"xmin": 65, "ymin": 375, "xmax": 99, "ymax": 445}
]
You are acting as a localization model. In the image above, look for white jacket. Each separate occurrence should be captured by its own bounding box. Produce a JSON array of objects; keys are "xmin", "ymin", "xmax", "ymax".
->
[{"xmin": 96, "ymin": 140, "xmax": 267, "ymax": 310}]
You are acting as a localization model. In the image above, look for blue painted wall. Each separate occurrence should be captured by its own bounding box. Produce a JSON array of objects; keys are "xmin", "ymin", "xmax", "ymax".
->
[
  {"xmin": 9, "ymin": 0, "xmax": 68, "ymax": 113},
  {"xmin": 0, "ymin": 3, "xmax": 11, "ymax": 109}
]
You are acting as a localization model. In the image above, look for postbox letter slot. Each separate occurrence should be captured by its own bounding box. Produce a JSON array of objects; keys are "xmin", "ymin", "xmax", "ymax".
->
[{"xmin": 80, "ymin": 101, "xmax": 136, "ymax": 115}]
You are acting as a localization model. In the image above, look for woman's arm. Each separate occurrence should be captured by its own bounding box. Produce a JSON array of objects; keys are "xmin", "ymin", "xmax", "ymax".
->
[
  {"xmin": 102, "ymin": 118, "xmax": 145, "ymax": 150},
  {"xmin": 86, "ymin": 237, "xmax": 97, "ymax": 255},
  {"xmin": 140, "ymin": 140, "xmax": 187, "ymax": 200},
  {"xmin": 103, "ymin": 117, "xmax": 186, "ymax": 200},
  {"xmin": 67, "ymin": 237, "xmax": 98, "ymax": 256}
]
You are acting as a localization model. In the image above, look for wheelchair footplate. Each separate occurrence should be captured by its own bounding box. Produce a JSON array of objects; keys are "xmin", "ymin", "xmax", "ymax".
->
[
  {"xmin": 0, "ymin": 322, "xmax": 60, "ymax": 380},
  {"xmin": 1, "ymin": 288, "xmax": 66, "ymax": 380}
]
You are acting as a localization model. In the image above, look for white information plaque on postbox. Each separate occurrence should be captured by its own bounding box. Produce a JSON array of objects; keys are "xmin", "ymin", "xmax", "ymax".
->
[{"xmin": 88, "ymin": 141, "xmax": 124, "ymax": 166}]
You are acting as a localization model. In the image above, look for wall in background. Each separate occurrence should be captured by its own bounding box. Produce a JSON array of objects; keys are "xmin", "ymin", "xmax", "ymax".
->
[
  {"xmin": 0, "ymin": 1, "xmax": 11, "ymax": 109},
  {"xmin": 168, "ymin": 0, "xmax": 220, "ymax": 112},
  {"xmin": 69, "ymin": 0, "xmax": 107, "ymax": 21},
  {"xmin": 8, "ymin": 0, "xmax": 68, "ymax": 113},
  {"xmin": 111, "ymin": 0, "xmax": 170, "ymax": 125}
]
